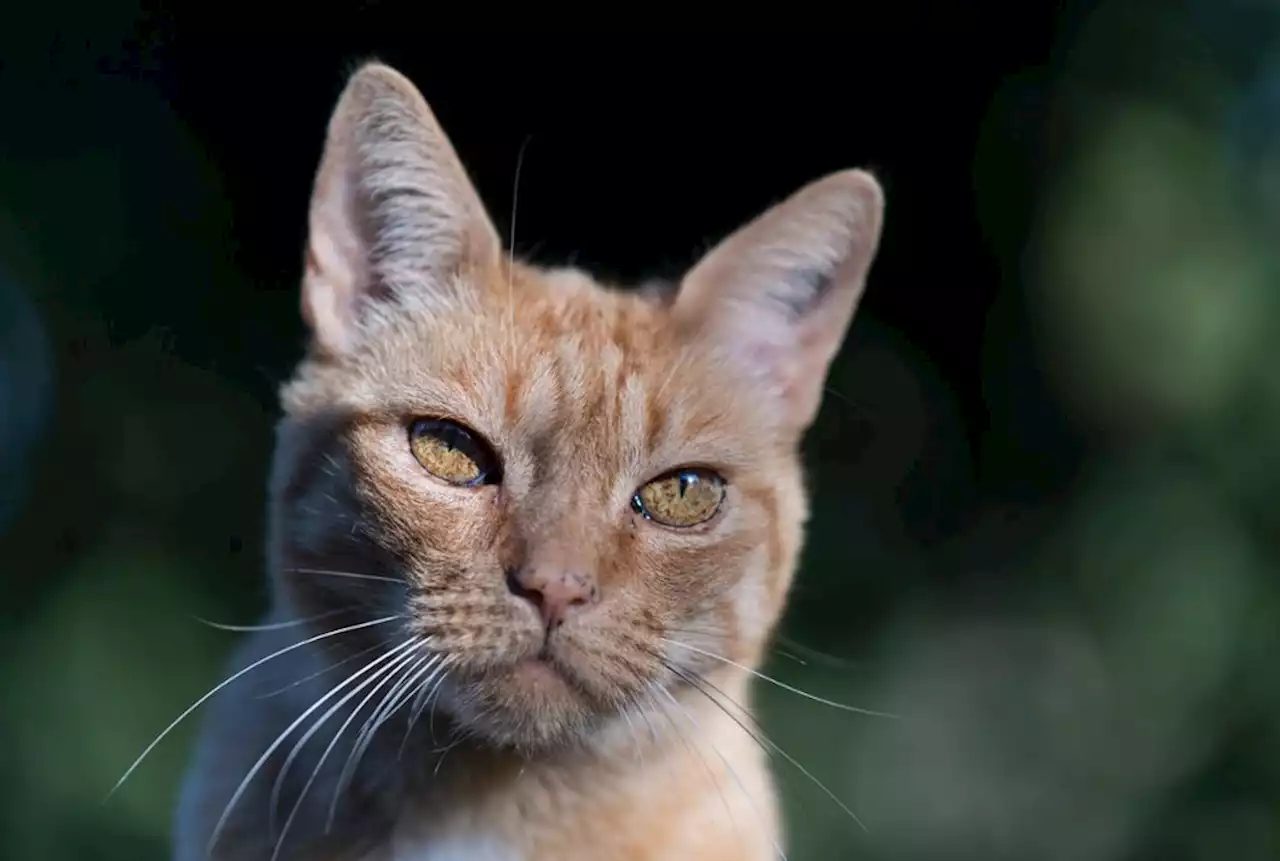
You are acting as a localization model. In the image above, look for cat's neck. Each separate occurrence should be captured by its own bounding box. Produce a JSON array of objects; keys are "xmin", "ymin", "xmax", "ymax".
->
[{"xmin": 384, "ymin": 666, "xmax": 771, "ymax": 858}]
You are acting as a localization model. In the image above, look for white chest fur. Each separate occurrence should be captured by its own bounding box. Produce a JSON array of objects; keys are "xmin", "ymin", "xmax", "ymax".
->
[{"xmin": 386, "ymin": 826, "xmax": 525, "ymax": 861}]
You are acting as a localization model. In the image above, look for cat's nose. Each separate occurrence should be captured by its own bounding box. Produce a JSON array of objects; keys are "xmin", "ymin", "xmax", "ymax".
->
[{"xmin": 505, "ymin": 566, "xmax": 600, "ymax": 628}]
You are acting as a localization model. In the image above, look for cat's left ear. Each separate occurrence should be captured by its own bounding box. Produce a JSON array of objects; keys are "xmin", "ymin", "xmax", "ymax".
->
[
  {"xmin": 673, "ymin": 170, "xmax": 885, "ymax": 432},
  {"xmin": 302, "ymin": 62, "xmax": 502, "ymax": 356}
]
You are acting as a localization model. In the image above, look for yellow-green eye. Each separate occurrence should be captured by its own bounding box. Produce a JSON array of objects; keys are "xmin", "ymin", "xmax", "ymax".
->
[
  {"xmin": 632, "ymin": 468, "xmax": 726, "ymax": 527},
  {"xmin": 408, "ymin": 419, "xmax": 500, "ymax": 486}
]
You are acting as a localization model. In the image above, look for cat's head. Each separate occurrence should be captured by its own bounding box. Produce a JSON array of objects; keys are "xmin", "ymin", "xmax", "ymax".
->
[{"xmin": 269, "ymin": 63, "xmax": 883, "ymax": 751}]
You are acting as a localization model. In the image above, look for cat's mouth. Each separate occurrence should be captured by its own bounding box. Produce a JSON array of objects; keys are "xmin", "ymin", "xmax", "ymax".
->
[
  {"xmin": 434, "ymin": 645, "xmax": 610, "ymax": 750},
  {"xmin": 495, "ymin": 631, "xmax": 610, "ymax": 696},
  {"xmin": 503, "ymin": 634, "xmax": 589, "ymax": 693},
  {"xmin": 421, "ymin": 606, "xmax": 647, "ymax": 750},
  {"xmin": 507, "ymin": 654, "xmax": 571, "ymax": 689}
]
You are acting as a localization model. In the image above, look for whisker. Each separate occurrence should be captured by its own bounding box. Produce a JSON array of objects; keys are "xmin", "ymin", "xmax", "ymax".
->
[
  {"xmin": 660, "ymin": 638, "xmax": 901, "ymax": 720},
  {"xmin": 379, "ymin": 655, "xmax": 445, "ymax": 737},
  {"xmin": 342, "ymin": 652, "xmax": 434, "ymax": 774},
  {"xmin": 268, "ymin": 642, "xmax": 423, "ymax": 825},
  {"xmin": 629, "ymin": 689, "xmax": 682, "ymax": 791},
  {"xmin": 665, "ymin": 625, "xmax": 870, "ymax": 670},
  {"xmin": 652, "ymin": 343, "xmax": 694, "ymax": 406},
  {"xmin": 668, "ymin": 661, "xmax": 868, "ymax": 834},
  {"xmin": 632, "ymin": 692, "xmax": 664, "ymax": 747},
  {"xmin": 193, "ymin": 608, "xmax": 349, "ymax": 633},
  {"xmin": 205, "ymin": 635, "xmax": 420, "ymax": 855},
  {"xmin": 648, "ymin": 683, "xmax": 757, "ymax": 860},
  {"xmin": 398, "ymin": 658, "xmax": 452, "ymax": 759},
  {"xmin": 327, "ymin": 653, "xmax": 443, "ymax": 829},
  {"xmin": 506, "ymin": 133, "xmax": 533, "ymax": 363},
  {"xmin": 617, "ymin": 702, "xmax": 645, "ymax": 766},
  {"xmin": 774, "ymin": 635, "xmax": 868, "ymax": 671},
  {"xmin": 283, "ymin": 567, "xmax": 405, "ymax": 585},
  {"xmin": 252, "ymin": 642, "xmax": 384, "ymax": 701},
  {"xmin": 334, "ymin": 651, "xmax": 428, "ymax": 801},
  {"xmin": 652, "ymin": 680, "xmax": 787, "ymax": 861},
  {"xmin": 423, "ymin": 663, "xmax": 455, "ymax": 747},
  {"xmin": 432, "ymin": 733, "xmax": 465, "ymax": 777},
  {"xmin": 769, "ymin": 645, "xmax": 808, "ymax": 666},
  {"xmin": 106, "ymin": 614, "xmax": 402, "ymax": 801},
  {"xmin": 269, "ymin": 639, "xmax": 425, "ymax": 860},
  {"xmin": 379, "ymin": 658, "xmax": 441, "ymax": 760},
  {"xmin": 377, "ymin": 653, "xmax": 442, "ymax": 735}
]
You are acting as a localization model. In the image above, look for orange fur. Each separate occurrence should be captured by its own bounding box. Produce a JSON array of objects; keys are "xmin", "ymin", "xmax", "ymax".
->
[{"xmin": 174, "ymin": 62, "xmax": 883, "ymax": 861}]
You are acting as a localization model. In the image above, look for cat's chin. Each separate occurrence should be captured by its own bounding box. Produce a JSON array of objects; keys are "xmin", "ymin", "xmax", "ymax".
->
[
  {"xmin": 506, "ymin": 655, "xmax": 574, "ymax": 690},
  {"xmin": 440, "ymin": 655, "xmax": 615, "ymax": 752}
]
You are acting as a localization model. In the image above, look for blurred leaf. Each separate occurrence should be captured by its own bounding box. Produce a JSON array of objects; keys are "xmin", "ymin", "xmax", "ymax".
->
[
  {"xmin": 4, "ymin": 546, "xmax": 229, "ymax": 854},
  {"xmin": 1038, "ymin": 103, "xmax": 1271, "ymax": 433}
]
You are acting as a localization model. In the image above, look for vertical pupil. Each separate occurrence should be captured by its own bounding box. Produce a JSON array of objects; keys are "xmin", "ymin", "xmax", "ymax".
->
[{"xmin": 679, "ymin": 472, "xmax": 693, "ymax": 496}]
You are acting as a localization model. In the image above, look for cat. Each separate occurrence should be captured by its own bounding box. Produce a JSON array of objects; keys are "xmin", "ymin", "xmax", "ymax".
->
[{"xmin": 167, "ymin": 61, "xmax": 884, "ymax": 861}]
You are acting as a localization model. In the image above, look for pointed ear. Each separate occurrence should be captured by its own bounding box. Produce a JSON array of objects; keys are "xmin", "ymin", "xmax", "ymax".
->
[
  {"xmin": 302, "ymin": 62, "xmax": 501, "ymax": 355},
  {"xmin": 673, "ymin": 170, "xmax": 885, "ymax": 432}
]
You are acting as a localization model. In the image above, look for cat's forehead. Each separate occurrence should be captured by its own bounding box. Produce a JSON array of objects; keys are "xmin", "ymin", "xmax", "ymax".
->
[
  {"xmin": 467, "ymin": 265, "xmax": 760, "ymax": 462},
  {"xmin": 296, "ymin": 263, "xmax": 774, "ymax": 471},
  {"xmin": 504, "ymin": 264, "xmax": 674, "ymax": 349}
]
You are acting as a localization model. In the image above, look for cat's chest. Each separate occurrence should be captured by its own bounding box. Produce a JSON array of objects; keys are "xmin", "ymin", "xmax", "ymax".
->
[
  {"xmin": 374, "ymin": 812, "xmax": 527, "ymax": 861},
  {"xmin": 349, "ymin": 826, "xmax": 523, "ymax": 861},
  {"xmin": 387, "ymin": 832, "xmax": 525, "ymax": 861}
]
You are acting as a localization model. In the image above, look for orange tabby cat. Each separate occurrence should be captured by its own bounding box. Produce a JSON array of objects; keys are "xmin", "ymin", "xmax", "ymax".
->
[{"xmin": 168, "ymin": 61, "xmax": 884, "ymax": 861}]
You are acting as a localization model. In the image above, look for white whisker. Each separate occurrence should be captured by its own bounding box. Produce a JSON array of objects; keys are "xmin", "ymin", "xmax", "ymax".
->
[
  {"xmin": 630, "ymin": 688, "xmax": 681, "ymax": 793},
  {"xmin": 398, "ymin": 658, "xmax": 452, "ymax": 759},
  {"xmin": 505, "ymin": 134, "xmax": 532, "ymax": 364},
  {"xmin": 269, "ymin": 639, "xmax": 426, "ymax": 861},
  {"xmin": 106, "ymin": 614, "xmax": 402, "ymax": 800},
  {"xmin": 327, "ymin": 653, "xmax": 443, "ymax": 829},
  {"xmin": 672, "ymin": 662, "xmax": 868, "ymax": 833},
  {"xmin": 284, "ymin": 567, "xmax": 405, "ymax": 585},
  {"xmin": 647, "ymin": 683, "xmax": 751, "ymax": 858},
  {"xmin": 661, "ymin": 637, "xmax": 901, "ymax": 719},
  {"xmin": 194, "ymin": 608, "xmax": 349, "ymax": 633},
  {"xmin": 252, "ymin": 642, "xmax": 383, "ymax": 701},
  {"xmin": 653, "ymin": 681, "xmax": 787, "ymax": 861},
  {"xmin": 773, "ymin": 635, "xmax": 868, "ymax": 670},
  {"xmin": 268, "ymin": 641, "xmax": 421, "ymax": 828},
  {"xmin": 205, "ymin": 635, "xmax": 420, "ymax": 855},
  {"xmin": 343, "ymin": 652, "xmax": 433, "ymax": 772},
  {"xmin": 618, "ymin": 702, "xmax": 645, "ymax": 766}
]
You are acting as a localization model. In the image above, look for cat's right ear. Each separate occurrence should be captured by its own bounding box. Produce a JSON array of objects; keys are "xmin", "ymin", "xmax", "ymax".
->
[{"xmin": 302, "ymin": 62, "xmax": 502, "ymax": 356}]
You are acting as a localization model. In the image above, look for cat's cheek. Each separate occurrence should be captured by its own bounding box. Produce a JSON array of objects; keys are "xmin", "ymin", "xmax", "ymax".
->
[
  {"xmin": 729, "ymin": 548, "xmax": 776, "ymax": 646},
  {"xmin": 407, "ymin": 484, "xmax": 505, "ymax": 556}
]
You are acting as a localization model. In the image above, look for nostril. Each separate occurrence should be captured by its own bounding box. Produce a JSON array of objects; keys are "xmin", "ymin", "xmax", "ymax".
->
[
  {"xmin": 568, "ymin": 583, "xmax": 598, "ymax": 607},
  {"xmin": 505, "ymin": 566, "xmax": 543, "ymax": 610},
  {"xmin": 506, "ymin": 566, "xmax": 600, "ymax": 628}
]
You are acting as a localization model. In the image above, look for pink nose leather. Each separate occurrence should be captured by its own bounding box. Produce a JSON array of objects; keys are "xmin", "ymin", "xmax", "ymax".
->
[{"xmin": 506, "ymin": 567, "xmax": 600, "ymax": 628}]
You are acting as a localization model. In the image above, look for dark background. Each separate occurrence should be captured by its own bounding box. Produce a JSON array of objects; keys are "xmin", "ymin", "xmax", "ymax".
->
[{"xmin": 3, "ymin": 4, "xmax": 1280, "ymax": 860}]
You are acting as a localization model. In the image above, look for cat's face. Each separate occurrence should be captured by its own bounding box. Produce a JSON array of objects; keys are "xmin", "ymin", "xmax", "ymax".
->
[{"xmin": 269, "ymin": 63, "xmax": 883, "ymax": 751}]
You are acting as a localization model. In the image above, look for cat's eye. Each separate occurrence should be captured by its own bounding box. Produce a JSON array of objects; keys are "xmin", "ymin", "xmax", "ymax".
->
[
  {"xmin": 408, "ymin": 419, "xmax": 500, "ymax": 486},
  {"xmin": 631, "ymin": 468, "xmax": 725, "ymax": 528}
]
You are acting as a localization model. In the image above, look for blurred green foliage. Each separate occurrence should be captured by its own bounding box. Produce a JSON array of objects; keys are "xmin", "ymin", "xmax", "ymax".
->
[{"xmin": 3, "ymin": 5, "xmax": 1280, "ymax": 860}]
